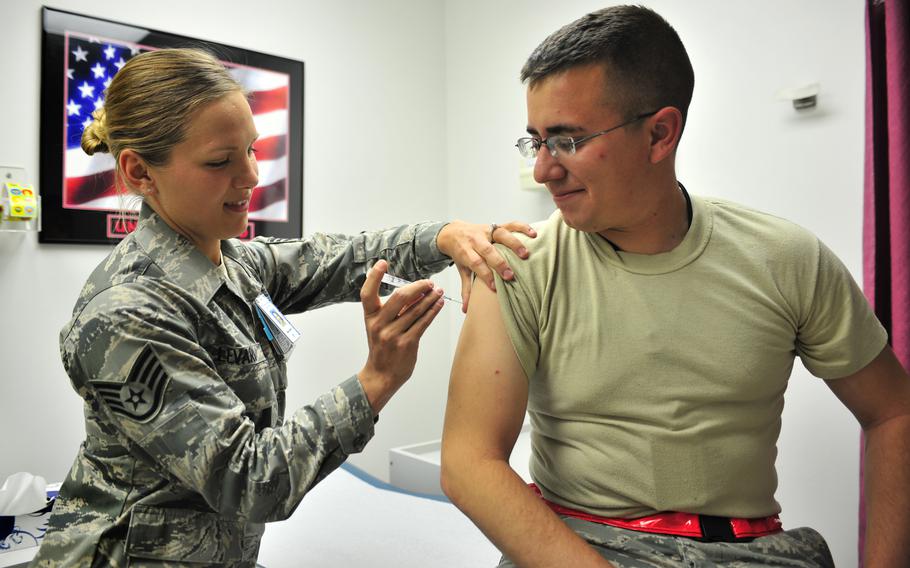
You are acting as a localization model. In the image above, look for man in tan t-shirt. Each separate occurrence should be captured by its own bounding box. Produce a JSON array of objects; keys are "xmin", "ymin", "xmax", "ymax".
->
[{"xmin": 440, "ymin": 5, "xmax": 910, "ymax": 568}]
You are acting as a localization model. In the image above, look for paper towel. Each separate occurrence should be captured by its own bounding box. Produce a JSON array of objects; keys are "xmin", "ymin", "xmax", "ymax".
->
[{"xmin": 0, "ymin": 473, "xmax": 48, "ymax": 516}]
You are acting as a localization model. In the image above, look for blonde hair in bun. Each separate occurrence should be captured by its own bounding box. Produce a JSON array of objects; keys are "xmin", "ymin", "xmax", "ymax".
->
[
  {"xmin": 91, "ymin": 48, "xmax": 244, "ymax": 195},
  {"xmin": 81, "ymin": 108, "xmax": 110, "ymax": 156}
]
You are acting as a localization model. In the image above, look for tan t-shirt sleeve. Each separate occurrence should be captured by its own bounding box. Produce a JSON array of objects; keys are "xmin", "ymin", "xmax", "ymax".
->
[
  {"xmin": 796, "ymin": 238, "xmax": 888, "ymax": 379},
  {"xmin": 492, "ymin": 230, "xmax": 548, "ymax": 382}
]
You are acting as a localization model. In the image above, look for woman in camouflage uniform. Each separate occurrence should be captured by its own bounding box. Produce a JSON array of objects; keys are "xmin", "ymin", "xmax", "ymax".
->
[{"xmin": 32, "ymin": 48, "xmax": 533, "ymax": 567}]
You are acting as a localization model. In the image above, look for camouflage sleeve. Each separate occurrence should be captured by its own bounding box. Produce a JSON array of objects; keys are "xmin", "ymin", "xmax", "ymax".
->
[
  {"xmin": 62, "ymin": 282, "xmax": 374, "ymax": 523},
  {"xmin": 241, "ymin": 222, "xmax": 452, "ymax": 313}
]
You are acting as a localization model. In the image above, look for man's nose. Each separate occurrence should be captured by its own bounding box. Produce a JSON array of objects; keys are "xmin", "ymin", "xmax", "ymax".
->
[{"xmin": 533, "ymin": 147, "xmax": 567, "ymax": 184}]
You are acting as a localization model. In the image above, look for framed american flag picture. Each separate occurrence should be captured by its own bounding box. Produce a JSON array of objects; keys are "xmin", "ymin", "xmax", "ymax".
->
[{"xmin": 39, "ymin": 7, "xmax": 304, "ymax": 244}]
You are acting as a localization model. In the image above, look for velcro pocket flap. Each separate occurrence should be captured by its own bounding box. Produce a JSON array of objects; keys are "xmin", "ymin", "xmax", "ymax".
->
[{"xmin": 126, "ymin": 504, "xmax": 243, "ymax": 562}]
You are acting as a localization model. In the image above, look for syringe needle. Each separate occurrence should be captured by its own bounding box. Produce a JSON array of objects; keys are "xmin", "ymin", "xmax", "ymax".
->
[{"xmin": 380, "ymin": 273, "xmax": 462, "ymax": 305}]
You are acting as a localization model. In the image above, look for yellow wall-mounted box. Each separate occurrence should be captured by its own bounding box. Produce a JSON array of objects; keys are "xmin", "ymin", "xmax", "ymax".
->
[
  {"xmin": 0, "ymin": 166, "xmax": 41, "ymax": 233},
  {"xmin": 4, "ymin": 183, "xmax": 38, "ymax": 220}
]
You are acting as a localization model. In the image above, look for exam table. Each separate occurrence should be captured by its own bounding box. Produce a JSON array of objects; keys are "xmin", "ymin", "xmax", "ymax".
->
[
  {"xmin": 256, "ymin": 462, "xmax": 500, "ymax": 567},
  {"xmin": 1, "ymin": 464, "xmax": 498, "ymax": 568}
]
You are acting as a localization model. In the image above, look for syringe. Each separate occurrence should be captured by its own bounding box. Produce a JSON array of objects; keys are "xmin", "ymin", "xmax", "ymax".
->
[{"xmin": 381, "ymin": 273, "xmax": 462, "ymax": 305}]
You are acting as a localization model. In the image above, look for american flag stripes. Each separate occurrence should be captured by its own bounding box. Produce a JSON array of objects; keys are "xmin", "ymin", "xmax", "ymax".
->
[{"xmin": 63, "ymin": 33, "xmax": 291, "ymax": 226}]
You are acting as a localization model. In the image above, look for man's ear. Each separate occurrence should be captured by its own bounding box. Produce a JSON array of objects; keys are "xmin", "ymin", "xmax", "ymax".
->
[
  {"xmin": 648, "ymin": 107, "xmax": 683, "ymax": 164},
  {"xmin": 118, "ymin": 149, "xmax": 156, "ymax": 195}
]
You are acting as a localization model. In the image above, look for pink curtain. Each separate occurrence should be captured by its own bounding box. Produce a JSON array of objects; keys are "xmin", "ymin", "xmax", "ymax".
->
[{"xmin": 860, "ymin": 0, "xmax": 910, "ymax": 564}]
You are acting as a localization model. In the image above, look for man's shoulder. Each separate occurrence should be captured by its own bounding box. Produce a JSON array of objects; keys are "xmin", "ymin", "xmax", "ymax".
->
[
  {"xmin": 493, "ymin": 210, "xmax": 569, "ymax": 282},
  {"xmin": 702, "ymin": 196, "xmax": 819, "ymax": 250},
  {"xmin": 497, "ymin": 209, "xmax": 575, "ymax": 256}
]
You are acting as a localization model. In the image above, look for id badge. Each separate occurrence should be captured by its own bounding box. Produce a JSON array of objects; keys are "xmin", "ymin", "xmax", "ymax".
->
[{"xmin": 254, "ymin": 293, "xmax": 300, "ymax": 357}]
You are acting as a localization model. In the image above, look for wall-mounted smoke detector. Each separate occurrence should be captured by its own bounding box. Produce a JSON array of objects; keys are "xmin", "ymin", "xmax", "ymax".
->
[{"xmin": 776, "ymin": 83, "xmax": 820, "ymax": 110}]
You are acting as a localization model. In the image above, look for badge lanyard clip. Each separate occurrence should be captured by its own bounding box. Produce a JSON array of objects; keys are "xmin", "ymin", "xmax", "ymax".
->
[{"xmin": 254, "ymin": 293, "xmax": 300, "ymax": 357}]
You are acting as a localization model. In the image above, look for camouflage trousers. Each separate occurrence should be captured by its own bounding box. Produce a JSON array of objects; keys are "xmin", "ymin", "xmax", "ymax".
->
[{"xmin": 497, "ymin": 517, "xmax": 835, "ymax": 567}]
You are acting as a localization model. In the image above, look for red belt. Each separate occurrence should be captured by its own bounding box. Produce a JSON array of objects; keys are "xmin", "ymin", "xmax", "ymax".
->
[{"xmin": 530, "ymin": 484, "xmax": 782, "ymax": 541}]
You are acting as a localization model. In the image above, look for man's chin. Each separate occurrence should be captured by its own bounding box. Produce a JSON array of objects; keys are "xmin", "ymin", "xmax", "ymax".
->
[{"xmin": 558, "ymin": 211, "xmax": 590, "ymax": 232}]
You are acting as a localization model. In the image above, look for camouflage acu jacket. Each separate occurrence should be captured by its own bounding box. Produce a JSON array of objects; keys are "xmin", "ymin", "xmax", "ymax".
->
[{"xmin": 32, "ymin": 205, "xmax": 450, "ymax": 567}]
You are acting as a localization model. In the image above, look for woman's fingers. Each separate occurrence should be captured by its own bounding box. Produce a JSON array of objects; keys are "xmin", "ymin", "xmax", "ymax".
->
[
  {"xmin": 391, "ymin": 285, "xmax": 444, "ymax": 332},
  {"xmin": 492, "ymin": 221, "xmax": 537, "ymax": 260},
  {"xmin": 470, "ymin": 220, "xmax": 537, "ymax": 289},
  {"xmin": 497, "ymin": 221, "xmax": 537, "ymax": 240},
  {"xmin": 381, "ymin": 280, "xmax": 436, "ymax": 324},
  {"xmin": 436, "ymin": 220, "xmax": 537, "ymax": 298},
  {"xmin": 405, "ymin": 291, "xmax": 445, "ymax": 337},
  {"xmin": 362, "ymin": 260, "xmax": 436, "ymax": 325},
  {"xmin": 464, "ymin": 244, "xmax": 498, "ymax": 291},
  {"xmin": 457, "ymin": 266, "xmax": 473, "ymax": 314},
  {"xmin": 360, "ymin": 260, "xmax": 388, "ymax": 316}
]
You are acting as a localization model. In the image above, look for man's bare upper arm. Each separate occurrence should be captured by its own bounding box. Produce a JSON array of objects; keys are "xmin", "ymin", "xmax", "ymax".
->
[
  {"xmin": 825, "ymin": 346, "xmax": 910, "ymax": 429},
  {"xmin": 443, "ymin": 278, "xmax": 529, "ymax": 461}
]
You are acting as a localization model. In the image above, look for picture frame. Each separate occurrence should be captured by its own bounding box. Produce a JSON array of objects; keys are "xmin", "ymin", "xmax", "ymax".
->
[{"xmin": 38, "ymin": 7, "xmax": 304, "ymax": 244}]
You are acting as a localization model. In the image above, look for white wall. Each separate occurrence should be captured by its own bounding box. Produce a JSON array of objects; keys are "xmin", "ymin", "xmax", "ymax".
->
[
  {"xmin": 444, "ymin": 1, "xmax": 866, "ymax": 566},
  {"xmin": 1, "ymin": 1, "xmax": 868, "ymax": 566}
]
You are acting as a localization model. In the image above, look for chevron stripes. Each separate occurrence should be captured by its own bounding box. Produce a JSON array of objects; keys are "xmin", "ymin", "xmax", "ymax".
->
[{"xmin": 94, "ymin": 344, "xmax": 170, "ymax": 422}]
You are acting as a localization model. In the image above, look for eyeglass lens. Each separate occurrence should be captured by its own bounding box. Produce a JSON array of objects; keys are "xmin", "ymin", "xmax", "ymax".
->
[{"xmin": 516, "ymin": 137, "xmax": 576, "ymax": 159}]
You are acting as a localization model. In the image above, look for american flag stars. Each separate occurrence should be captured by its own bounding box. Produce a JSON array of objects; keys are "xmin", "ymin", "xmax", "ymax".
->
[
  {"xmin": 72, "ymin": 44, "xmax": 88, "ymax": 62},
  {"xmin": 61, "ymin": 33, "xmax": 292, "ymax": 224},
  {"xmin": 64, "ymin": 35, "xmax": 133, "ymax": 134},
  {"xmin": 78, "ymin": 81, "xmax": 95, "ymax": 99},
  {"xmin": 64, "ymin": 34, "xmax": 145, "ymax": 182}
]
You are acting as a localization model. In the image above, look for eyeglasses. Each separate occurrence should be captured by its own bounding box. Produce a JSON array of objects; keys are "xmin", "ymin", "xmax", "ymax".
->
[{"xmin": 515, "ymin": 111, "xmax": 659, "ymax": 159}]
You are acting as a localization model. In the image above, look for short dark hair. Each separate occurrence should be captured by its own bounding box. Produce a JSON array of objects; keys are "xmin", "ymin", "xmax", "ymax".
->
[{"xmin": 521, "ymin": 5, "xmax": 694, "ymax": 130}]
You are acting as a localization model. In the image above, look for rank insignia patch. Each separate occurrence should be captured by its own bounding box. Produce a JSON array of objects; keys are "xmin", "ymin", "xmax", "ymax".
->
[{"xmin": 94, "ymin": 344, "xmax": 170, "ymax": 422}]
